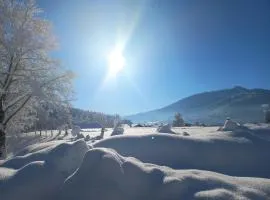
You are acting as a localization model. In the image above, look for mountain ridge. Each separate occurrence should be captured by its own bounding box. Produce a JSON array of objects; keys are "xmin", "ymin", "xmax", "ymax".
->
[{"xmin": 126, "ymin": 86, "xmax": 270, "ymax": 125}]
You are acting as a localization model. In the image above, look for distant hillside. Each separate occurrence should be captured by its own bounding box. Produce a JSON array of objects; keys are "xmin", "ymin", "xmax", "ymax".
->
[{"xmin": 126, "ymin": 86, "xmax": 270, "ymax": 125}]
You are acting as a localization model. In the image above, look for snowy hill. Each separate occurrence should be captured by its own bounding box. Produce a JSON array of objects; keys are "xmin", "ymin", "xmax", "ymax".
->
[
  {"xmin": 126, "ymin": 86, "xmax": 270, "ymax": 124},
  {"xmin": 1, "ymin": 124, "xmax": 270, "ymax": 199}
]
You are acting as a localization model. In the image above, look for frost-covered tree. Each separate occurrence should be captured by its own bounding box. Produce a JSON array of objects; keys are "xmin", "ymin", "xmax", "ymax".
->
[
  {"xmin": 0, "ymin": 0, "xmax": 73, "ymax": 158},
  {"xmin": 172, "ymin": 112, "xmax": 184, "ymax": 127}
]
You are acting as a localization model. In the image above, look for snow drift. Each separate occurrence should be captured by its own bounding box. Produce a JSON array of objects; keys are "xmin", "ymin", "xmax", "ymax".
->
[
  {"xmin": 58, "ymin": 148, "xmax": 270, "ymax": 200},
  {"xmin": 94, "ymin": 129, "xmax": 270, "ymax": 178},
  {"xmin": 1, "ymin": 139, "xmax": 88, "ymax": 170},
  {"xmin": 1, "ymin": 137, "xmax": 270, "ymax": 199},
  {"xmin": 0, "ymin": 139, "xmax": 89, "ymax": 200}
]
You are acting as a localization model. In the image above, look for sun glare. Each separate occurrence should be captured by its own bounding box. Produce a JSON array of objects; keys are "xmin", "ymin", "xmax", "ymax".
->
[{"xmin": 107, "ymin": 49, "xmax": 125, "ymax": 76}]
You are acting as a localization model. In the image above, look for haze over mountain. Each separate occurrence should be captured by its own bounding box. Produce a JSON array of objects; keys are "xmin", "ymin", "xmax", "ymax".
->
[{"xmin": 126, "ymin": 86, "xmax": 270, "ymax": 125}]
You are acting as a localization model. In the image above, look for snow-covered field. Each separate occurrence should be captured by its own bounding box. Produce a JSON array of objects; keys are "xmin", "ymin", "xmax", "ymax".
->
[{"xmin": 1, "ymin": 124, "xmax": 270, "ymax": 200}]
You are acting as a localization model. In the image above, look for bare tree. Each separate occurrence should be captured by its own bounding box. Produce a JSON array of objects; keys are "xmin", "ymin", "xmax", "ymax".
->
[{"xmin": 0, "ymin": 0, "xmax": 73, "ymax": 158}]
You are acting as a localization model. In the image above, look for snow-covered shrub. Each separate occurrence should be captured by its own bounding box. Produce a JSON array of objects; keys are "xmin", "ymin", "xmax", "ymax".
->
[
  {"xmin": 71, "ymin": 126, "xmax": 81, "ymax": 137},
  {"xmin": 183, "ymin": 132, "xmax": 190, "ymax": 136},
  {"xmin": 219, "ymin": 119, "xmax": 241, "ymax": 131},
  {"xmin": 76, "ymin": 133, "xmax": 85, "ymax": 140},
  {"xmin": 157, "ymin": 124, "xmax": 174, "ymax": 133},
  {"xmin": 111, "ymin": 127, "xmax": 124, "ymax": 136},
  {"xmin": 85, "ymin": 135, "xmax": 91, "ymax": 141}
]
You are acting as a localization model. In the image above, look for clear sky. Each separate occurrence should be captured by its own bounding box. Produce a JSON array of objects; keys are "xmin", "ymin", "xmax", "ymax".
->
[{"xmin": 38, "ymin": 0, "xmax": 270, "ymax": 115}]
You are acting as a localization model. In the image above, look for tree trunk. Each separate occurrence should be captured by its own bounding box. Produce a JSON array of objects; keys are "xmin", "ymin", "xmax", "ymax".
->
[
  {"xmin": 0, "ymin": 103, "xmax": 6, "ymax": 158},
  {"xmin": 0, "ymin": 128, "xmax": 6, "ymax": 159},
  {"xmin": 100, "ymin": 128, "xmax": 105, "ymax": 139},
  {"xmin": 65, "ymin": 128, "xmax": 68, "ymax": 136}
]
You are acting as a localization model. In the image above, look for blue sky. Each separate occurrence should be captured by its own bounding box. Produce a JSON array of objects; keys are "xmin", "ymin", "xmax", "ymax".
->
[{"xmin": 38, "ymin": 0, "xmax": 270, "ymax": 115}]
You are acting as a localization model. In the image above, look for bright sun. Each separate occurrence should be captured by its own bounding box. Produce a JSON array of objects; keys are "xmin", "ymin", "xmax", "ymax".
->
[{"xmin": 107, "ymin": 49, "xmax": 125, "ymax": 76}]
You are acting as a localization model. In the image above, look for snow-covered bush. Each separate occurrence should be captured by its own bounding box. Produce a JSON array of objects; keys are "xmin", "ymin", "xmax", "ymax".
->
[
  {"xmin": 111, "ymin": 127, "xmax": 124, "ymax": 136},
  {"xmin": 71, "ymin": 126, "xmax": 81, "ymax": 137},
  {"xmin": 157, "ymin": 124, "xmax": 174, "ymax": 133},
  {"xmin": 76, "ymin": 133, "xmax": 85, "ymax": 140},
  {"xmin": 85, "ymin": 135, "xmax": 91, "ymax": 141},
  {"xmin": 183, "ymin": 131, "xmax": 190, "ymax": 136},
  {"xmin": 219, "ymin": 119, "xmax": 241, "ymax": 131},
  {"xmin": 111, "ymin": 117, "xmax": 124, "ymax": 136}
]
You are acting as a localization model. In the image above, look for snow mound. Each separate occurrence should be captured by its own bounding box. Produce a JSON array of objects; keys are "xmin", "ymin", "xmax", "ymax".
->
[
  {"xmin": 156, "ymin": 124, "xmax": 174, "ymax": 133},
  {"xmin": 1, "ymin": 139, "xmax": 270, "ymax": 200},
  {"xmin": 111, "ymin": 127, "xmax": 124, "ymax": 136},
  {"xmin": 16, "ymin": 140, "xmax": 65, "ymax": 156},
  {"xmin": 0, "ymin": 139, "xmax": 89, "ymax": 200},
  {"xmin": 1, "ymin": 139, "xmax": 89, "ymax": 172},
  {"xmin": 71, "ymin": 125, "xmax": 81, "ymax": 137},
  {"xmin": 219, "ymin": 119, "xmax": 242, "ymax": 131},
  {"xmin": 58, "ymin": 148, "xmax": 270, "ymax": 200},
  {"xmin": 94, "ymin": 131, "xmax": 270, "ymax": 178},
  {"xmin": 0, "ymin": 161, "xmax": 64, "ymax": 200}
]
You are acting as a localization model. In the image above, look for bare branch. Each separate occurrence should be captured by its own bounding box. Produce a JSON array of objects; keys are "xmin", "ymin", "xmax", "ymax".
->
[
  {"xmin": 3, "ymin": 95, "xmax": 31, "ymax": 126},
  {"xmin": 41, "ymin": 73, "xmax": 71, "ymax": 88},
  {"xmin": 0, "ymin": 72, "xmax": 27, "ymax": 77},
  {"xmin": 3, "ymin": 92, "xmax": 30, "ymax": 112},
  {"xmin": 3, "ymin": 61, "xmax": 20, "ymax": 92},
  {"xmin": 2, "ymin": 55, "xmax": 14, "ymax": 89}
]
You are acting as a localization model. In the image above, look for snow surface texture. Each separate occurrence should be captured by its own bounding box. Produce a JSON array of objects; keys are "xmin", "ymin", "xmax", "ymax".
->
[
  {"xmin": 94, "ymin": 129, "xmax": 270, "ymax": 178},
  {"xmin": 2, "ymin": 147, "xmax": 270, "ymax": 200},
  {"xmin": 1, "ymin": 126, "xmax": 270, "ymax": 200},
  {"xmin": 1, "ymin": 139, "xmax": 88, "ymax": 171},
  {"xmin": 0, "ymin": 139, "xmax": 89, "ymax": 200},
  {"xmin": 2, "ymin": 145, "xmax": 270, "ymax": 200},
  {"xmin": 58, "ymin": 148, "xmax": 270, "ymax": 200}
]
